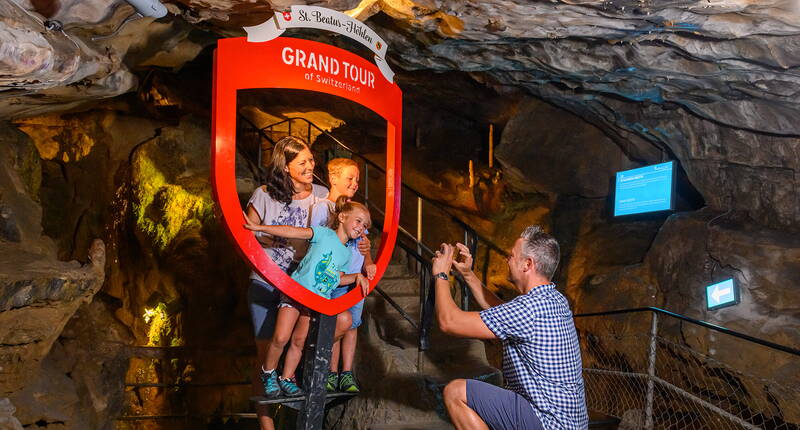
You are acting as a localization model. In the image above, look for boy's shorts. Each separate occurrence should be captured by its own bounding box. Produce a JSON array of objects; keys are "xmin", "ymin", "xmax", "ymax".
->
[
  {"xmin": 331, "ymin": 283, "xmax": 365, "ymax": 329},
  {"xmin": 466, "ymin": 379, "xmax": 543, "ymax": 430}
]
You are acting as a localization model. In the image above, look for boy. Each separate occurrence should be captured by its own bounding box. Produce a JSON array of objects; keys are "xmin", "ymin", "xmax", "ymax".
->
[{"xmin": 309, "ymin": 158, "xmax": 375, "ymax": 393}]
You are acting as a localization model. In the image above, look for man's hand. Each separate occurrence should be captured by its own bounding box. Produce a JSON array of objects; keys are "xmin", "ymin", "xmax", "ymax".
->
[
  {"xmin": 357, "ymin": 234, "xmax": 371, "ymax": 256},
  {"xmin": 432, "ymin": 243, "xmax": 455, "ymax": 276},
  {"xmin": 356, "ymin": 273, "xmax": 370, "ymax": 296},
  {"xmin": 452, "ymin": 242, "xmax": 474, "ymax": 276},
  {"xmin": 364, "ymin": 263, "xmax": 377, "ymax": 280}
]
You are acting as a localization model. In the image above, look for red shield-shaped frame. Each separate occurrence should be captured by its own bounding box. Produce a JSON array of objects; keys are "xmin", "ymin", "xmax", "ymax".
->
[{"xmin": 211, "ymin": 37, "xmax": 402, "ymax": 316}]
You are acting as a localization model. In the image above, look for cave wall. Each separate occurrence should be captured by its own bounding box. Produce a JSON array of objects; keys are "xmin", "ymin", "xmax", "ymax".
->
[
  {"xmin": 0, "ymin": 121, "xmax": 108, "ymax": 427},
  {"xmin": 1, "ymin": 65, "xmax": 797, "ymax": 428},
  {"xmin": 1, "ymin": 0, "xmax": 799, "ymax": 427},
  {"xmin": 0, "ymin": 86, "xmax": 262, "ymax": 426}
]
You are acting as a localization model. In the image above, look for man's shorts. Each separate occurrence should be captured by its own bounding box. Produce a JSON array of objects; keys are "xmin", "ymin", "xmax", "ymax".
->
[
  {"xmin": 466, "ymin": 379, "xmax": 543, "ymax": 430},
  {"xmin": 331, "ymin": 284, "xmax": 365, "ymax": 329}
]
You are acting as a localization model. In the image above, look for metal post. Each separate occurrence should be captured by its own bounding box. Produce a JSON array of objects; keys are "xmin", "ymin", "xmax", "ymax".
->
[
  {"xmin": 459, "ymin": 282, "xmax": 469, "ymax": 311},
  {"xmin": 416, "ymin": 196, "xmax": 423, "ymax": 271},
  {"xmin": 419, "ymin": 269, "xmax": 435, "ymax": 352},
  {"xmin": 257, "ymin": 133, "xmax": 263, "ymax": 168},
  {"xmin": 461, "ymin": 228, "xmax": 477, "ymax": 310},
  {"xmin": 364, "ymin": 164, "xmax": 369, "ymax": 203},
  {"xmin": 645, "ymin": 312, "xmax": 658, "ymax": 430},
  {"xmin": 297, "ymin": 313, "xmax": 336, "ymax": 430}
]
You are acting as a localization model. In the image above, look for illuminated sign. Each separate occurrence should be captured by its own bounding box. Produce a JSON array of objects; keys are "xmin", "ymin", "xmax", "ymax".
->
[
  {"xmin": 614, "ymin": 161, "xmax": 675, "ymax": 216},
  {"xmin": 706, "ymin": 278, "xmax": 739, "ymax": 311},
  {"xmin": 211, "ymin": 28, "xmax": 402, "ymax": 316}
]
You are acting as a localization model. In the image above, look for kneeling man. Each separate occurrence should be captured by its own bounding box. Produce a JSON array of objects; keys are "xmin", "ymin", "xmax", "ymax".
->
[{"xmin": 432, "ymin": 226, "xmax": 588, "ymax": 430}]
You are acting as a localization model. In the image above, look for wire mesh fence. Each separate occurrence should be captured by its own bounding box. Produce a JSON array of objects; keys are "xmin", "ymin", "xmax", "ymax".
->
[{"xmin": 577, "ymin": 312, "xmax": 800, "ymax": 430}]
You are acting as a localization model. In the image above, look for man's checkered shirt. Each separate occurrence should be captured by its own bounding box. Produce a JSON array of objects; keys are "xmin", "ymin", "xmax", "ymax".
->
[{"xmin": 480, "ymin": 283, "xmax": 588, "ymax": 429}]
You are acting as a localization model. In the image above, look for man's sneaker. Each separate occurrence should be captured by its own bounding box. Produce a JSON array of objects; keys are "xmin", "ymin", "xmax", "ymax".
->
[
  {"xmin": 326, "ymin": 372, "xmax": 339, "ymax": 392},
  {"xmin": 279, "ymin": 376, "xmax": 304, "ymax": 397},
  {"xmin": 338, "ymin": 371, "xmax": 360, "ymax": 393},
  {"xmin": 260, "ymin": 369, "xmax": 280, "ymax": 398}
]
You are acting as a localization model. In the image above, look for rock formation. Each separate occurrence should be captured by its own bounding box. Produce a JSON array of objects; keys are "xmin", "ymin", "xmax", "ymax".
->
[
  {"xmin": 0, "ymin": 121, "xmax": 107, "ymax": 425},
  {"xmin": 1, "ymin": 0, "xmax": 799, "ymax": 428}
]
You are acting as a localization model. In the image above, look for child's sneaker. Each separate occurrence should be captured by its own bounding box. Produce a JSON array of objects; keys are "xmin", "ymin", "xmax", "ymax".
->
[
  {"xmin": 338, "ymin": 371, "xmax": 360, "ymax": 393},
  {"xmin": 279, "ymin": 376, "xmax": 304, "ymax": 397},
  {"xmin": 326, "ymin": 372, "xmax": 339, "ymax": 392},
  {"xmin": 260, "ymin": 369, "xmax": 280, "ymax": 398}
]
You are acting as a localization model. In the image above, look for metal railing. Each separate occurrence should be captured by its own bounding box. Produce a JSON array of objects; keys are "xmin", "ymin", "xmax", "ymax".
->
[
  {"xmin": 254, "ymin": 115, "xmax": 508, "ymax": 259},
  {"xmin": 123, "ymin": 115, "xmax": 800, "ymax": 428},
  {"xmin": 238, "ymin": 114, "xmax": 508, "ymax": 350},
  {"xmin": 115, "ymin": 344, "xmax": 256, "ymax": 424},
  {"xmin": 238, "ymin": 116, "xmax": 800, "ymax": 430},
  {"xmin": 575, "ymin": 307, "xmax": 800, "ymax": 429}
]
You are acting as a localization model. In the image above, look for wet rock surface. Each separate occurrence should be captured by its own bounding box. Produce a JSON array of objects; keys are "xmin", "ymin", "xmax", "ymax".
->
[
  {"xmin": 496, "ymin": 98, "xmax": 626, "ymax": 198},
  {"xmin": 0, "ymin": 121, "xmax": 106, "ymax": 423}
]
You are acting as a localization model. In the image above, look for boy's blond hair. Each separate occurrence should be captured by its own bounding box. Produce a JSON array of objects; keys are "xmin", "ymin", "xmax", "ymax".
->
[{"xmin": 327, "ymin": 158, "xmax": 359, "ymax": 181}]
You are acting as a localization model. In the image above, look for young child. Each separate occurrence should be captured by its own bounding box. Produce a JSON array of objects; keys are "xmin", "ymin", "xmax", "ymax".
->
[
  {"xmin": 309, "ymin": 158, "xmax": 375, "ymax": 393},
  {"xmin": 244, "ymin": 196, "xmax": 371, "ymax": 398}
]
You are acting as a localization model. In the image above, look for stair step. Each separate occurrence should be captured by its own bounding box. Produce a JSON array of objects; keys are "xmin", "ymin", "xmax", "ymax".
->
[
  {"xmin": 367, "ymin": 294, "xmax": 420, "ymax": 320},
  {"xmin": 249, "ymin": 392, "xmax": 357, "ymax": 410},
  {"xmin": 368, "ymin": 422, "xmax": 453, "ymax": 430},
  {"xmin": 382, "ymin": 263, "xmax": 412, "ymax": 278},
  {"xmin": 376, "ymin": 276, "xmax": 419, "ymax": 296},
  {"xmin": 342, "ymin": 301, "xmax": 502, "ymax": 430}
]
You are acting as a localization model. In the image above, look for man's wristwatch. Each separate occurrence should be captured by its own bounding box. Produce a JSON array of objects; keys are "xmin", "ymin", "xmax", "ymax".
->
[{"xmin": 434, "ymin": 272, "xmax": 449, "ymax": 281}]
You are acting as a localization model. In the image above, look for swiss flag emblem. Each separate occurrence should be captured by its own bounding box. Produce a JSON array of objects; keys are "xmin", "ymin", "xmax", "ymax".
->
[{"xmin": 282, "ymin": 11, "xmax": 292, "ymax": 21}]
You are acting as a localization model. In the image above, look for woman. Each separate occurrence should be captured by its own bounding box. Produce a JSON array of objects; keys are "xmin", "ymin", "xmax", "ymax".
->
[{"xmin": 244, "ymin": 135, "xmax": 352, "ymax": 429}]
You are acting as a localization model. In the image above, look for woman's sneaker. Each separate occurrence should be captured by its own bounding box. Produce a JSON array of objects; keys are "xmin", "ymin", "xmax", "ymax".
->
[
  {"xmin": 326, "ymin": 372, "xmax": 339, "ymax": 392},
  {"xmin": 338, "ymin": 371, "xmax": 360, "ymax": 393},
  {"xmin": 279, "ymin": 376, "xmax": 304, "ymax": 397},
  {"xmin": 261, "ymin": 369, "xmax": 280, "ymax": 398}
]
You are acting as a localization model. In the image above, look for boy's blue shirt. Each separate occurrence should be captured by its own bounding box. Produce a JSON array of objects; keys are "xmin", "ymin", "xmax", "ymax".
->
[{"xmin": 291, "ymin": 226, "xmax": 351, "ymax": 298}]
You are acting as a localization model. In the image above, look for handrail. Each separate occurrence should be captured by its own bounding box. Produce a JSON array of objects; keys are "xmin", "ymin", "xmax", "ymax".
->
[
  {"xmin": 238, "ymin": 113, "xmax": 480, "ymax": 350},
  {"xmin": 257, "ymin": 116, "xmax": 508, "ymax": 258},
  {"xmin": 241, "ymin": 114, "xmax": 274, "ymax": 146},
  {"xmin": 574, "ymin": 306, "xmax": 800, "ymax": 357}
]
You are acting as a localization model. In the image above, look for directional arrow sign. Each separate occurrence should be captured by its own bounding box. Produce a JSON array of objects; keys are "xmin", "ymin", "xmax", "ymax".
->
[{"xmin": 706, "ymin": 278, "xmax": 738, "ymax": 310}]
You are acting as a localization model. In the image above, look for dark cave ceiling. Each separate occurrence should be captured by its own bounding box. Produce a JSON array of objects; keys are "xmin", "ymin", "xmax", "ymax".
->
[{"xmin": 2, "ymin": 0, "xmax": 799, "ymax": 229}]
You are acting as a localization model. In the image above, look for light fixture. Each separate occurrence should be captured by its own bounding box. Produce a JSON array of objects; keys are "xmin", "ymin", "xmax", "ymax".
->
[{"xmin": 125, "ymin": 0, "xmax": 167, "ymax": 18}]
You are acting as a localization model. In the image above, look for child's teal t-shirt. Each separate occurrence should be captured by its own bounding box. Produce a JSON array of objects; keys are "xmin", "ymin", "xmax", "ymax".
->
[
  {"xmin": 310, "ymin": 199, "xmax": 367, "ymax": 275},
  {"xmin": 291, "ymin": 226, "xmax": 351, "ymax": 299}
]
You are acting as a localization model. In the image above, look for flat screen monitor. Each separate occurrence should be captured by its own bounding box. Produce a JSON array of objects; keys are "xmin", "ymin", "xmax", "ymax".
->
[{"xmin": 613, "ymin": 161, "xmax": 675, "ymax": 216}]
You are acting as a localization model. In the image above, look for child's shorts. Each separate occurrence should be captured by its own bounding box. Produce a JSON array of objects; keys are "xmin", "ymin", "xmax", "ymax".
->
[
  {"xmin": 278, "ymin": 293, "xmax": 311, "ymax": 315},
  {"xmin": 331, "ymin": 283, "xmax": 365, "ymax": 329}
]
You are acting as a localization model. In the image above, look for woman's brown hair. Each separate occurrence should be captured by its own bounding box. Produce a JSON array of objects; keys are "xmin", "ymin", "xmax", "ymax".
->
[{"xmin": 263, "ymin": 136, "xmax": 311, "ymax": 206}]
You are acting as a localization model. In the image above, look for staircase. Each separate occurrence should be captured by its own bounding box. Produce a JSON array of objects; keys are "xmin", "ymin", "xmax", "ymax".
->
[
  {"xmin": 326, "ymin": 246, "xmax": 501, "ymax": 430},
  {"xmin": 237, "ymin": 114, "xmax": 504, "ymax": 429}
]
